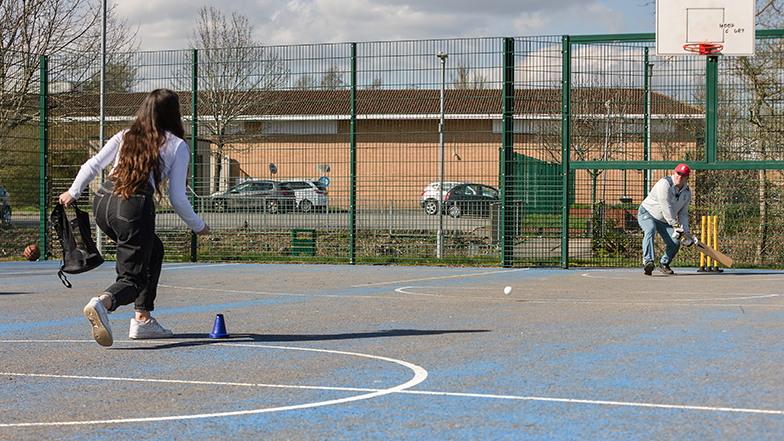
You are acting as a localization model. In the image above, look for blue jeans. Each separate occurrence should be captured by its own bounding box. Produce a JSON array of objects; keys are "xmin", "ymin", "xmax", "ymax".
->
[
  {"xmin": 637, "ymin": 206, "xmax": 680, "ymax": 265},
  {"xmin": 93, "ymin": 180, "xmax": 163, "ymax": 312}
]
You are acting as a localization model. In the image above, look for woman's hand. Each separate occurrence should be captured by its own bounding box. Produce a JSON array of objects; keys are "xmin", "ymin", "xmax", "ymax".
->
[
  {"xmin": 59, "ymin": 191, "xmax": 76, "ymax": 208},
  {"xmin": 195, "ymin": 224, "xmax": 211, "ymax": 236}
]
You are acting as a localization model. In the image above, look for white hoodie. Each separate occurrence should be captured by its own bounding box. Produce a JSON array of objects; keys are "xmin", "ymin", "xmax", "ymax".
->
[
  {"xmin": 67, "ymin": 130, "xmax": 206, "ymax": 232},
  {"xmin": 640, "ymin": 176, "xmax": 691, "ymax": 232}
]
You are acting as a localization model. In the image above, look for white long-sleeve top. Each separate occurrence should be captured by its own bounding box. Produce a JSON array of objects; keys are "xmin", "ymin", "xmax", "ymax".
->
[
  {"xmin": 640, "ymin": 176, "xmax": 691, "ymax": 232},
  {"xmin": 68, "ymin": 130, "xmax": 206, "ymax": 232}
]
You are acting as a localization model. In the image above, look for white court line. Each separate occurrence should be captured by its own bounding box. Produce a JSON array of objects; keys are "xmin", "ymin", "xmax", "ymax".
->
[
  {"xmin": 0, "ymin": 263, "xmax": 231, "ymax": 277},
  {"xmin": 402, "ymin": 285, "xmax": 782, "ymax": 299},
  {"xmin": 157, "ymin": 284, "xmax": 390, "ymax": 300},
  {"xmin": 394, "ymin": 286, "xmax": 513, "ymax": 300},
  {"xmin": 395, "ymin": 286, "xmax": 453, "ymax": 298},
  {"xmin": 520, "ymin": 300, "xmax": 782, "ymax": 308},
  {"xmin": 2, "ymin": 368, "xmax": 783, "ymax": 418},
  {"xmin": 351, "ymin": 268, "xmax": 530, "ymax": 288},
  {"xmin": 394, "ymin": 286, "xmax": 782, "ymax": 305},
  {"xmin": 580, "ymin": 271, "xmax": 784, "ymax": 282},
  {"xmin": 0, "ymin": 342, "xmax": 428, "ymax": 428},
  {"xmin": 403, "ymin": 390, "xmax": 784, "ymax": 416},
  {"xmin": 162, "ymin": 263, "xmax": 237, "ymax": 271},
  {"xmin": 2, "ymin": 339, "xmax": 783, "ymax": 422},
  {"xmin": 0, "ymin": 268, "xmax": 72, "ymax": 277}
]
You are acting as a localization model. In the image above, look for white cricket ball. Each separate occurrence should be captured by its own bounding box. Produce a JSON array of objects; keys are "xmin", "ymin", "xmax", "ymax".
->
[{"xmin": 504, "ymin": 286, "xmax": 513, "ymax": 295}]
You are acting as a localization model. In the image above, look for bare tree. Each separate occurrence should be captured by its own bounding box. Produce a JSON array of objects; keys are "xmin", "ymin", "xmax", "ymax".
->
[
  {"xmin": 294, "ymin": 74, "xmax": 316, "ymax": 90},
  {"xmin": 452, "ymin": 61, "xmax": 486, "ymax": 90},
  {"xmin": 724, "ymin": 40, "xmax": 784, "ymax": 264},
  {"xmin": 186, "ymin": 6, "xmax": 289, "ymax": 193},
  {"xmin": 757, "ymin": 0, "xmax": 784, "ymax": 28},
  {"xmin": 702, "ymin": 2, "xmax": 784, "ymax": 264},
  {"xmin": 0, "ymin": 0, "xmax": 136, "ymax": 131},
  {"xmin": 319, "ymin": 65, "xmax": 344, "ymax": 89},
  {"xmin": 78, "ymin": 61, "xmax": 138, "ymax": 95},
  {"xmin": 0, "ymin": 0, "xmax": 138, "ymax": 204}
]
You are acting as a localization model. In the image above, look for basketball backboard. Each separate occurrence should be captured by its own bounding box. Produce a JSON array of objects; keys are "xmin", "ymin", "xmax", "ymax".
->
[{"xmin": 656, "ymin": 0, "xmax": 756, "ymax": 56}]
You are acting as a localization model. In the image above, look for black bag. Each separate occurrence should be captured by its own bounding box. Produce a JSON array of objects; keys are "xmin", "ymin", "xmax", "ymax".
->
[{"xmin": 51, "ymin": 203, "xmax": 104, "ymax": 288}]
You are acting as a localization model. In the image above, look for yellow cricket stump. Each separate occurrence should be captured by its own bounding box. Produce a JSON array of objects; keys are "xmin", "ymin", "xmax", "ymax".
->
[{"xmin": 697, "ymin": 215, "xmax": 722, "ymax": 273}]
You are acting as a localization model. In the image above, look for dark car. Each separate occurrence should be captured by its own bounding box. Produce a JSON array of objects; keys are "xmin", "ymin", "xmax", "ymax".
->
[
  {"xmin": 0, "ymin": 185, "xmax": 10, "ymax": 223},
  {"xmin": 443, "ymin": 183, "xmax": 499, "ymax": 218},
  {"xmin": 209, "ymin": 180, "xmax": 295, "ymax": 213},
  {"xmin": 420, "ymin": 181, "xmax": 466, "ymax": 215}
]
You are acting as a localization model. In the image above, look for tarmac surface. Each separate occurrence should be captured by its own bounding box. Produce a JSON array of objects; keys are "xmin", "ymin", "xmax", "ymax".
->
[{"xmin": 1, "ymin": 261, "xmax": 783, "ymax": 439}]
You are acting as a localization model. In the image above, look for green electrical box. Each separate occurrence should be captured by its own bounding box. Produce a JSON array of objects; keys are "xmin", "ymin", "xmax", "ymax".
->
[{"xmin": 292, "ymin": 229, "xmax": 316, "ymax": 256}]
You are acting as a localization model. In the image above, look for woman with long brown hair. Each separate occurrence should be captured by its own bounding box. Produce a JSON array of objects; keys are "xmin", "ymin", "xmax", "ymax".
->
[{"xmin": 59, "ymin": 89, "xmax": 210, "ymax": 347}]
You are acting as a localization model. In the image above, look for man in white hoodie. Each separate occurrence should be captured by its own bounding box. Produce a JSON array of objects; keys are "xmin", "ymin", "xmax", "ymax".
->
[{"xmin": 638, "ymin": 164, "xmax": 693, "ymax": 275}]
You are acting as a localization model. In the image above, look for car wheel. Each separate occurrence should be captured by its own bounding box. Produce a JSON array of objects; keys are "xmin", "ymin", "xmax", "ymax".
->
[
  {"xmin": 1, "ymin": 205, "xmax": 10, "ymax": 223},
  {"xmin": 299, "ymin": 199, "xmax": 313, "ymax": 213},
  {"xmin": 213, "ymin": 199, "xmax": 226, "ymax": 212},
  {"xmin": 267, "ymin": 199, "xmax": 280, "ymax": 214},
  {"xmin": 424, "ymin": 200, "xmax": 439, "ymax": 215},
  {"xmin": 448, "ymin": 205, "xmax": 461, "ymax": 218}
]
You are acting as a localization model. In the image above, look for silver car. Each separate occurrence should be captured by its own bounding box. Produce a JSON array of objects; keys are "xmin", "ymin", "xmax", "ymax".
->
[
  {"xmin": 280, "ymin": 179, "xmax": 329, "ymax": 213},
  {"xmin": 209, "ymin": 180, "xmax": 295, "ymax": 213}
]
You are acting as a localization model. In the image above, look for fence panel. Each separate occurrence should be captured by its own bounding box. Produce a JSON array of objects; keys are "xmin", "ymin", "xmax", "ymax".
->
[
  {"xmin": 351, "ymin": 38, "xmax": 505, "ymax": 264},
  {"xmin": 4, "ymin": 32, "xmax": 784, "ymax": 269},
  {"xmin": 566, "ymin": 32, "xmax": 784, "ymax": 269},
  {"xmin": 0, "ymin": 51, "xmax": 44, "ymax": 259}
]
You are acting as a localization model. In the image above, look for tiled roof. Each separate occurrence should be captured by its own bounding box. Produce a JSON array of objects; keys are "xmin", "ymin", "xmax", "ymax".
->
[{"xmin": 49, "ymin": 88, "xmax": 703, "ymax": 119}]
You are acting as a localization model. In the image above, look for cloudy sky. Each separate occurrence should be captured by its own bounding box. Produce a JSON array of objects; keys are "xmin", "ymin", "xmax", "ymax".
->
[{"xmin": 116, "ymin": 0, "xmax": 656, "ymax": 52}]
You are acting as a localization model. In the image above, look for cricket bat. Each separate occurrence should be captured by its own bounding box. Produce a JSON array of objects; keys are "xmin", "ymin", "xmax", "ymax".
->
[{"xmin": 683, "ymin": 232, "xmax": 733, "ymax": 268}]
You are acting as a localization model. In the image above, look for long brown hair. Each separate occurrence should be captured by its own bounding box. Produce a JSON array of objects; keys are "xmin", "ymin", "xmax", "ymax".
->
[{"xmin": 112, "ymin": 89, "xmax": 185, "ymax": 199}]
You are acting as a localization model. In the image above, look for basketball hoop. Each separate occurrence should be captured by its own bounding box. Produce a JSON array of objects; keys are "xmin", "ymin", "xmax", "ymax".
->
[{"xmin": 682, "ymin": 43, "xmax": 723, "ymax": 55}]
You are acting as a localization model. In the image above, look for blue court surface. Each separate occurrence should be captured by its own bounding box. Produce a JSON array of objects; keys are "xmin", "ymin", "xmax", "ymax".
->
[{"xmin": 1, "ymin": 261, "xmax": 784, "ymax": 439}]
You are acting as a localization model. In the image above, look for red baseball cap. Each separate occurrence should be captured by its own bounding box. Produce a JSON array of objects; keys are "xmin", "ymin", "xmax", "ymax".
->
[{"xmin": 675, "ymin": 164, "xmax": 690, "ymax": 177}]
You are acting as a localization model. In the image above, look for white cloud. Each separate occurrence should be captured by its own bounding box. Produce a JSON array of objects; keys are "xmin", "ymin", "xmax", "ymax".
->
[
  {"xmin": 112, "ymin": 0, "xmax": 653, "ymax": 51},
  {"xmin": 589, "ymin": 5, "xmax": 629, "ymax": 34}
]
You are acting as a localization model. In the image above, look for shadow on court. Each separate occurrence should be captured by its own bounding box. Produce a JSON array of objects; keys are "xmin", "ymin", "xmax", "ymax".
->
[{"xmin": 118, "ymin": 329, "xmax": 490, "ymax": 350}]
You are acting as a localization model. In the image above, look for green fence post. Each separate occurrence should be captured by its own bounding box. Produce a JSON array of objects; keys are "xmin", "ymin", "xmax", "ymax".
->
[
  {"xmin": 39, "ymin": 55, "xmax": 49, "ymax": 259},
  {"xmin": 706, "ymin": 54, "xmax": 718, "ymax": 164},
  {"xmin": 560, "ymin": 36, "xmax": 571, "ymax": 269},
  {"xmin": 349, "ymin": 43, "xmax": 357, "ymax": 264},
  {"xmin": 501, "ymin": 37, "xmax": 515, "ymax": 268},
  {"xmin": 643, "ymin": 47, "xmax": 651, "ymax": 193},
  {"xmin": 190, "ymin": 49, "xmax": 198, "ymax": 262}
]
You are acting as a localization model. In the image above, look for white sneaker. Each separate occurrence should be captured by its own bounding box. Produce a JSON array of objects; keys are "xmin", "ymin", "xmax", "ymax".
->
[
  {"xmin": 84, "ymin": 297, "xmax": 113, "ymax": 347},
  {"xmin": 129, "ymin": 317, "xmax": 174, "ymax": 339}
]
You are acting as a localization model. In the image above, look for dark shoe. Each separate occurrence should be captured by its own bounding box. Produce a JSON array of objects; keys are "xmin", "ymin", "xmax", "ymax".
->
[
  {"xmin": 657, "ymin": 263, "xmax": 674, "ymax": 275},
  {"xmin": 643, "ymin": 261, "xmax": 655, "ymax": 276}
]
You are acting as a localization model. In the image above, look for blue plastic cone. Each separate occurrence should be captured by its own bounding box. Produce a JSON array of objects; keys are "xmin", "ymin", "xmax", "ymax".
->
[{"xmin": 209, "ymin": 314, "xmax": 230, "ymax": 339}]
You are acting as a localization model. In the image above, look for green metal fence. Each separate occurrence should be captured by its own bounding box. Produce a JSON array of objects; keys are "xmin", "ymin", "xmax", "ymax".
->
[
  {"xmin": 0, "ymin": 51, "xmax": 43, "ymax": 259},
  {"xmin": 3, "ymin": 31, "xmax": 784, "ymax": 268}
]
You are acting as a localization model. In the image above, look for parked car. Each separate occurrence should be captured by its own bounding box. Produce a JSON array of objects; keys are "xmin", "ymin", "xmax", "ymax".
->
[
  {"xmin": 280, "ymin": 179, "xmax": 329, "ymax": 213},
  {"xmin": 420, "ymin": 181, "xmax": 466, "ymax": 215},
  {"xmin": 443, "ymin": 183, "xmax": 500, "ymax": 218},
  {"xmin": 0, "ymin": 185, "xmax": 10, "ymax": 222},
  {"xmin": 209, "ymin": 180, "xmax": 295, "ymax": 213}
]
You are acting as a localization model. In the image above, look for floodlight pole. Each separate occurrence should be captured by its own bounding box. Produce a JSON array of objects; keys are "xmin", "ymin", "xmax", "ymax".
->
[
  {"xmin": 99, "ymin": 0, "xmax": 106, "ymax": 145},
  {"xmin": 96, "ymin": 0, "xmax": 107, "ymax": 254},
  {"xmin": 601, "ymin": 99, "xmax": 610, "ymax": 236},
  {"xmin": 437, "ymin": 51, "xmax": 447, "ymax": 259}
]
